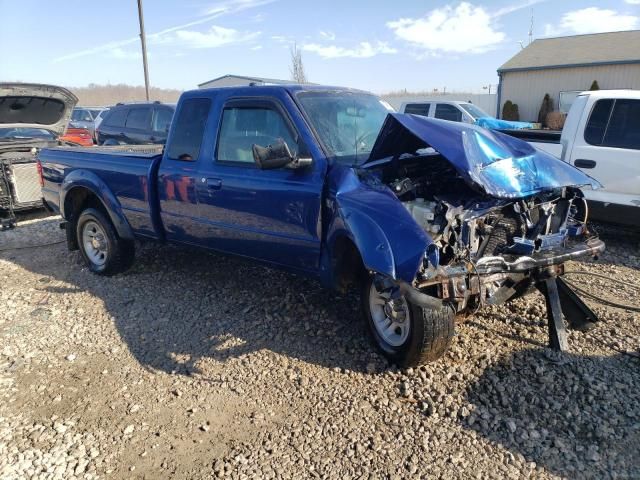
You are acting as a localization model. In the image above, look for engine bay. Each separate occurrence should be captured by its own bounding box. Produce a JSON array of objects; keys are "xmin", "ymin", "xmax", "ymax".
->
[{"xmin": 381, "ymin": 153, "xmax": 590, "ymax": 269}]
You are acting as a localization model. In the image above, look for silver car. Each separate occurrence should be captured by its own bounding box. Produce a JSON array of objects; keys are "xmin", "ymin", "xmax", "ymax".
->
[{"xmin": 70, "ymin": 107, "xmax": 107, "ymax": 139}]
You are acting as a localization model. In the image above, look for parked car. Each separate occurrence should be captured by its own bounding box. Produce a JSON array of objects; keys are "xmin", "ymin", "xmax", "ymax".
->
[
  {"xmin": 60, "ymin": 126, "xmax": 94, "ymax": 147},
  {"xmin": 70, "ymin": 107, "xmax": 105, "ymax": 140},
  {"xmin": 96, "ymin": 101, "xmax": 175, "ymax": 146},
  {"xmin": 39, "ymin": 85, "xmax": 604, "ymax": 366},
  {"xmin": 0, "ymin": 83, "xmax": 77, "ymax": 228},
  {"xmin": 502, "ymin": 90, "xmax": 640, "ymax": 227},
  {"xmin": 400, "ymin": 100, "xmax": 493, "ymax": 124}
]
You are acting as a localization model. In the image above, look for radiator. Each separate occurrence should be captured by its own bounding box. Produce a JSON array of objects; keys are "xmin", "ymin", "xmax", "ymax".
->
[{"xmin": 9, "ymin": 162, "xmax": 41, "ymax": 205}]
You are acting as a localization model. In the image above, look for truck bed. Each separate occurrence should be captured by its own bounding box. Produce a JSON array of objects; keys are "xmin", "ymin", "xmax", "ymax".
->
[
  {"xmin": 54, "ymin": 144, "xmax": 164, "ymax": 155},
  {"xmin": 39, "ymin": 146, "xmax": 163, "ymax": 238},
  {"xmin": 499, "ymin": 129, "xmax": 563, "ymax": 158}
]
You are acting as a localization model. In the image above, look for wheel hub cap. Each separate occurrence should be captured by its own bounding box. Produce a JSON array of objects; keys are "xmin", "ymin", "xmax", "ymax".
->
[
  {"xmin": 82, "ymin": 220, "xmax": 108, "ymax": 267},
  {"xmin": 369, "ymin": 284, "xmax": 410, "ymax": 347}
]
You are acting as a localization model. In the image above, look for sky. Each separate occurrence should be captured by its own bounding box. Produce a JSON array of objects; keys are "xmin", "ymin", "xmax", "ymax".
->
[{"xmin": 1, "ymin": 0, "xmax": 639, "ymax": 94}]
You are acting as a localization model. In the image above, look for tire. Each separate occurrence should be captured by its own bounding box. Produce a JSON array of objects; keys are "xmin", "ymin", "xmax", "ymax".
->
[
  {"xmin": 362, "ymin": 276, "xmax": 455, "ymax": 367},
  {"xmin": 76, "ymin": 207, "xmax": 134, "ymax": 275}
]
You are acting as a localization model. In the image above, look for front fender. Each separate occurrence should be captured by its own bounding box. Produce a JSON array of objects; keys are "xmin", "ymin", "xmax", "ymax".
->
[
  {"xmin": 329, "ymin": 167, "xmax": 432, "ymax": 283},
  {"xmin": 60, "ymin": 169, "xmax": 134, "ymax": 240}
]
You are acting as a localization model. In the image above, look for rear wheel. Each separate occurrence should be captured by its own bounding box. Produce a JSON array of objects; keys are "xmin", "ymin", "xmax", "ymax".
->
[
  {"xmin": 362, "ymin": 276, "xmax": 455, "ymax": 367},
  {"xmin": 76, "ymin": 207, "xmax": 134, "ymax": 275}
]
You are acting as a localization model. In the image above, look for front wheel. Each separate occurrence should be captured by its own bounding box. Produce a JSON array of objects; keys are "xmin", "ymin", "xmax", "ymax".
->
[
  {"xmin": 362, "ymin": 276, "xmax": 455, "ymax": 367},
  {"xmin": 76, "ymin": 207, "xmax": 134, "ymax": 275}
]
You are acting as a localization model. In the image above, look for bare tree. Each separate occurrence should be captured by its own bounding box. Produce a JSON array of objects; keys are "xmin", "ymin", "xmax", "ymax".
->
[{"xmin": 289, "ymin": 44, "xmax": 307, "ymax": 84}]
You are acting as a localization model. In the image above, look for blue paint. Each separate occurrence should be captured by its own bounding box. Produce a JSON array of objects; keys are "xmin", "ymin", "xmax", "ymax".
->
[
  {"xmin": 367, "ymin": 113, "xmax": 601, "ymax": 198},
  {"xmin": 38, "ymin": 85, "xmax": 601, "ymax": 288}
]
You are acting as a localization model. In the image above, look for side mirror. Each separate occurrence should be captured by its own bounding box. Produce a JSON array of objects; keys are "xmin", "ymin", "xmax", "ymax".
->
[{"xmin": 253, "ymin": 140, "xmax": 304, "ymax": 170}]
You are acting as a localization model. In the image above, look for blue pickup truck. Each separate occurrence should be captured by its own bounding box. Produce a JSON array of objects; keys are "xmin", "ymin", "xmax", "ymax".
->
[{"xmin": 39, "ymin": 85, "xmax": 605, "ymax": 366}]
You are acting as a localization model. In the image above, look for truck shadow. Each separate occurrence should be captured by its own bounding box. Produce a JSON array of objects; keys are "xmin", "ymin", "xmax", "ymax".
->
[
  {"xmin": 1, "ymin": 217, "xmax": 375, "ymax": 374},
  {"xmin": 460, "ymin": 348, "xmax": 640, "ymax": 479}
]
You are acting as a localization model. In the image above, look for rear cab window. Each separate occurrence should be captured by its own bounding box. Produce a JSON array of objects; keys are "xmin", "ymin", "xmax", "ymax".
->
[
  {"xmin": 217, "ymin": 100, "xmax": 298, "ymax": 165},
  {"xmin": 166, "ymin": 98, "xmax": 211, "ymax": 161},
  {"xmin": 404, "ymin": 103, "xmax": 430, "ymax": 116}
]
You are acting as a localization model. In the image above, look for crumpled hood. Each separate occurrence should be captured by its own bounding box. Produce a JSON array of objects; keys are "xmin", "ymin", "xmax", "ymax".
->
[
  {"xmin": 366, "ymin": 113, "xmax": 601, "ymax": 199},
  {"xmin": 0, "ymin": 83, "xmax": 78, "ymax": 137}
]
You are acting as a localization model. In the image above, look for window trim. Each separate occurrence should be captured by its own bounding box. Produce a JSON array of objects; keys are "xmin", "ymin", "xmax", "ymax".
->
[
  {"xmin": 601, "ymin": 98, "xmax": 640, "ymax": 151},
  {"xmin": 584, "ymin": 99, "xmax": 615, "ymax": 147},
  {"xmin": 152, "ymin": 106, "xmax": 174, "ymax": 134},
  {"xmin": 214, "ymin": 96, "xmax": 301, "ymax": 168},
  {"xmin": 404, "ymin": 103, "xmax": 431, "ymax": 117},
  {"xmin": 124, "ymin": 107, "xmax": 153, "ymax": 131},
  {"xmin": 165, "ymin": 97, "xmax": 212, "ymax": 162},
  {"xmin": 434, "ymin": 103, "xmax": 463, "ymax": 122},
  {"xmin": 103, "ymin": 107, "xmax": 129, "ymax": 128}
]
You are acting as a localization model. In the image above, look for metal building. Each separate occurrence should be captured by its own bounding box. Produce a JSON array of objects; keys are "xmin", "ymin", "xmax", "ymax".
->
[
  {"xmin": 198, "ymin": 74, "xmax": 293, "ymax": 89},
  {"xmin": 496, "ymin": 30, "xmax": 640, "ymax": 121}
]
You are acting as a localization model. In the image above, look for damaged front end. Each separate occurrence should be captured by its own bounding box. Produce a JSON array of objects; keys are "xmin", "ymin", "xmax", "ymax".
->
[{"xmin": 359, "ymin": 114, "xmax": 604, "ymax": 347}]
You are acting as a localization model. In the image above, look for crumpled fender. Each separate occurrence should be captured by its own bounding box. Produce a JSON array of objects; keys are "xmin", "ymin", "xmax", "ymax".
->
[
  {"xmin": 326, "ymin": 167, "xmax": 431, "ymax": 283},
  {"xmin": 60, "ymin": 169, "xmax": 134, "ymax": 240}
]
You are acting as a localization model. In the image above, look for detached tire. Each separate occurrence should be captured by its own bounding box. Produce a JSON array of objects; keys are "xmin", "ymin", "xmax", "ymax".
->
[
  {"xmin": 362, "ymin": 276, "xmax": 455, "ymax": 367},
  {"xmin": 76, "ymin": 207, "xmax": 134, "ymax": 275}
]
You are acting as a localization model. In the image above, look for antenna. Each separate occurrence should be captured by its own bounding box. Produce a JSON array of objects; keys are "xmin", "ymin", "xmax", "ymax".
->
[{"xmin": 528, "ymin": 8, "xmax": 534, "ymax": 45}]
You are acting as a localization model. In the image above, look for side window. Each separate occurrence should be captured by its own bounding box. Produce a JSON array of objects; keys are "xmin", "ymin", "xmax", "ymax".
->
[
  {"xmin": 125, "ymin": 108, "xmax": 152, "ymax": 130},
  {"xmin": 434, "ymin": 104, "xmax": 463, "ymax": 122},
  {"xmin": 167, "ymin": 98, "xmax": 211, "ymax": 161},
  {"xmin": 217, "ymin": 105, "xmax": 297, "ymax": 164},
  {"xmin": 404, "ymin": 103, "xmax": 430, "ymax": 116},
  {"xmin": 584, "ymin": 99, "xmax": 613, "ymax": 146},
  {"xmin": 103, "ymin": 108, "xmax": 128, "ymax": 128},
  {"xmin": 153, "ymin": 108, "xmax": 174, "ymax": 132},
  {"xmin": 602, "ymin": 99, "xmax": 640, "ymax": 150}
]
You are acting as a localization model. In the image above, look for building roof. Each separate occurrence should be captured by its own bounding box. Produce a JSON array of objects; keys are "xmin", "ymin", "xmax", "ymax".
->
[
  {"xmin": 498, "ymin": 30, "xmax": 640, "ymax": 72},
  {"xmin": 198, "ymin": 74, "xmax": 292, "ymax": 87}
]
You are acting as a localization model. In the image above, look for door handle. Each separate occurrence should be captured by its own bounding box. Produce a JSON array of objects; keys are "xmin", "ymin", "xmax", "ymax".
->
[
  {"xmin": 574, "ymin": 159, "xmax": 596, "ymax": 169},
  {"xmin": 204, "ymin": 177, "xmax": 222, "ymax": 190}
]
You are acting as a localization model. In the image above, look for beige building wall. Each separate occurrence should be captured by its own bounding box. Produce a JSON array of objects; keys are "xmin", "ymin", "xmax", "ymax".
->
[{"xmin": 499, "ymin": 63, "xmax": 640, "ymax": 121}]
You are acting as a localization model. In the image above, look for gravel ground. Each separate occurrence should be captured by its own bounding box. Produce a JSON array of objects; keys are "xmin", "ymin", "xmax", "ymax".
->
[{"xmin": 1, "ymin": 214, "xmax": 639, "ymax": 479}]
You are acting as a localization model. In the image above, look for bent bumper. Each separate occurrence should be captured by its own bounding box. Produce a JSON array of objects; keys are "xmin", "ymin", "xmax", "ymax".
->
[
  {"xmin": 474, "ymin": 238, "xmax": 605, "ymax": 275},
  {"xmin": 395, "ymin": 237, "xmax": 605, "ymax": 309}
]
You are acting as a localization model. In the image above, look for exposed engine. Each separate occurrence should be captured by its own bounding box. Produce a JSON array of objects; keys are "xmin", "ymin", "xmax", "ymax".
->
[{"xmin": 375, "ymin": 153, "xmax": 595, "ymax": 311}]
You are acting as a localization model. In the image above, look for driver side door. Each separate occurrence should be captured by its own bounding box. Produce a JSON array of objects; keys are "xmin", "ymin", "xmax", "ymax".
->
[{"xmin": 195, "ymin": 96, "xmax": 324, "ymax": 273}]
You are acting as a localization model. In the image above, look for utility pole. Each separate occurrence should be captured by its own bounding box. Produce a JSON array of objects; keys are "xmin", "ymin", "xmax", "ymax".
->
[{"xmin": 137, "ymin": 0, "xmax": 150, "ymax": 101}]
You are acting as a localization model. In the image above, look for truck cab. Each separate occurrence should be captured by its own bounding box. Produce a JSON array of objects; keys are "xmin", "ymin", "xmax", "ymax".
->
[
  {"xmin": 559, "ymin": 90, "xmax": 640, "ymax": 224},
  {"xmin": 38, "ymin": 85, "xmax": 605, "ymax": 367}
]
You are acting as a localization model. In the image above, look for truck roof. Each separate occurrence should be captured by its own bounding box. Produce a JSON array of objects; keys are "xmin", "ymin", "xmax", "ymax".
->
[
  {"xmin": 192, "ymin": 84, "xmax": 370, "ymax": 97},
  {"xmin": 577, "ymin": 89, "xmax": 640, "ymax": 100}
]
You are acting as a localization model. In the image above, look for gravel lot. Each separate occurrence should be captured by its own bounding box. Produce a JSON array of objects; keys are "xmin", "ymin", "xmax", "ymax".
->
[{"xmin": 1, "ymin": 214, "xmax": 639, "ymax": 479}]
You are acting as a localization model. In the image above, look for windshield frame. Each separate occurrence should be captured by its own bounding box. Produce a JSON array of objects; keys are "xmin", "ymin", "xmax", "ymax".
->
[
  {"xmin": 294, "ymin": 89, "xmax": 394, "ymax": 166},
  {"xmin": 459, "ymin": 103, "xmax": 491, "ymax": 120}
]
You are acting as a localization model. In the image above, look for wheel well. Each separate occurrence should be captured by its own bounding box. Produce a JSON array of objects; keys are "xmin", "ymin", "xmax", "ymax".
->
[
  {"xmin": 64, "ymin": 187, "xmax": 106, "ymax": 222},
  {"xmin": 332, "ymin": 236, "xmax": 365, "ymax": 293},
  {"xmin": 64, "ymin": 187, "xmax": 108, "ymax": 249}
]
